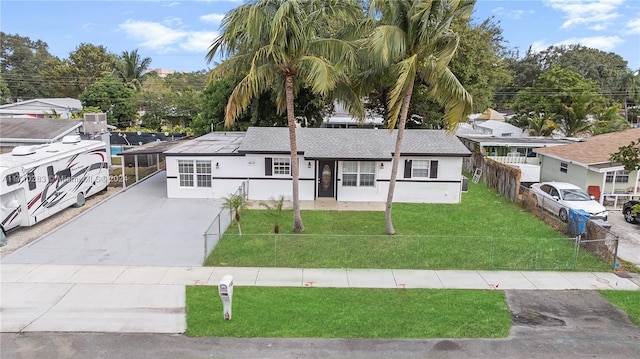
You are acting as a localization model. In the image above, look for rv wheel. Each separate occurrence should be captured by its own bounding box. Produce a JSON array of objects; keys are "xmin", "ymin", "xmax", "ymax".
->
[
  {"xmin": 73, "ymin": 192, "xmax": 86, "ymax": 208},
  {"xmin": 0, "ymin": 226, "xmax": 7, "ymax": 247}
]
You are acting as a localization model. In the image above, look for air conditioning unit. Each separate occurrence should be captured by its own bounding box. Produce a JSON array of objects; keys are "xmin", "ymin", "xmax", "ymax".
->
[{"xmin": 83, "ymin": 113, "xmax": 108, "ymax": 134}]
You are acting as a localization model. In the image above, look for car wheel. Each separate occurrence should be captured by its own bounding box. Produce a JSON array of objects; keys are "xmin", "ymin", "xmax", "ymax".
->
[
  {"xmin": 624, "ymin": 207, "xmax": 637, "ymax": 224},
  {"xmin": 559, "ymin": 208, "xmax": 569, "ymax": 223}
]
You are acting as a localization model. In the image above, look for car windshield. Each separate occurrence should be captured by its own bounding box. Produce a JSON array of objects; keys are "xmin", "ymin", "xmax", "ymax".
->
[{"xmin": 560, "ymin": 189, "xmax": 592, "ymax": 201}]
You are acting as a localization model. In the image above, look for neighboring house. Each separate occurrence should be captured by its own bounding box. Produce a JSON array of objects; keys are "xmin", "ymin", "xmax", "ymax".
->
[
  {"xmin": 458, "ymin": 135, "xmax": 579, "ymax": 186},
  {"xmin": 165, "ymin": 127, "xmax": 471, "ymax": 204},
  {"xmin": 0, "ymin": 98, "xmax": 82, "ymax": 119},
  {"xmin": 0, "ymin": 117, "xmax": 83, "ymax": 152},
  {"xmin": 320, "ymin": 102, "xmax": 384, "ymax": 129},
  {"xmin": 457, "ymin": 135, "xmax": 578, "ymax": 165},
  {"xmin": 534, "ymin": 128, "xmax": 640, "ymax": 204},
  {"xmin": 473, "ymin": 119, "xmax": 524, "ymax": 137}
]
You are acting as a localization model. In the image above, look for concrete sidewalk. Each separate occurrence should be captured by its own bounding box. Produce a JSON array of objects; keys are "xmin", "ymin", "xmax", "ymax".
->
[{"xmin": 1, "ymin": 263, "xmax": 638, "ymax": 334}]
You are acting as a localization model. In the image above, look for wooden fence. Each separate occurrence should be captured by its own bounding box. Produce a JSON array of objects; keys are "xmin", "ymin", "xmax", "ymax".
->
[{"xmin": 463, "ymin": 153, "xmax": 522, "ymax": 202}]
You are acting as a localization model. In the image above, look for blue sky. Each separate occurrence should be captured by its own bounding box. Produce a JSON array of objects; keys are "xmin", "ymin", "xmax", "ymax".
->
[{"xmin": 2, "ymin": 0, "xmax": 639, "ymax": 73}]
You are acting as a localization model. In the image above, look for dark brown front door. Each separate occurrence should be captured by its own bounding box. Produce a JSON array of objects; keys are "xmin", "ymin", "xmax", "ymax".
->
[{"xmin": 317, "ymin": 160, "xmax": 335, "ymax": 198}]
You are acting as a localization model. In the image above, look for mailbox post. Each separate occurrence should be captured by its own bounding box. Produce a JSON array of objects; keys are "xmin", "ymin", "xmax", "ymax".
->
[{"xmin": 218, "ymin": 275, "xmax": 234, "ymax": 320}]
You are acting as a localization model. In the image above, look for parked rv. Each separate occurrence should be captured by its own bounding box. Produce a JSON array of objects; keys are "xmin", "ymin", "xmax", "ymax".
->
[{"xmin": 0, "ymin": 136, "xmax": 109, "ymax": 240}]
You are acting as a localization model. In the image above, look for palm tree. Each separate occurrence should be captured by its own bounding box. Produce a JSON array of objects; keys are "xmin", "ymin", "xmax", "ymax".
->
[
  {"xmin": 527, "ymin": 113, "xmax": 558, "ymax": 137},
  {"xmin": 206, "ymin": 0, "xmax": 362, "ymax": 232},
  {"xmin": 559, "ymin": 93, "xmax": 597, "ymax": 137},
  {"xmin": 364, "ymin": 0, "xmax": 474, "ymax": 234},
  {"xmin": 117, "ymin": 49, "xmax": 152, "ymax": 91},
  {"xmin": 222, "ymin": 193, "xmax": 248, "ymax": 235},
  {"xmin": 616, "ymin": 69, "xmax": 640, "ymax": 123}
]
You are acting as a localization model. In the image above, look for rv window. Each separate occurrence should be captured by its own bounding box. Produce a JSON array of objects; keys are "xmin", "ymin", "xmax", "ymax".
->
[
  {"xmin": 6, "ymin": 172, "xmax": 20, "ymax": 186},
  {"xmin": 47, "ymin": 166, "xmax": 55, "ymax": 183},
  {"xmin": 28, "ymin": 172, "xmax": 36, "ymax": 190},
  {"xmin": 57, "ymin": 168, "xmax": 71, "ymax": 182}
]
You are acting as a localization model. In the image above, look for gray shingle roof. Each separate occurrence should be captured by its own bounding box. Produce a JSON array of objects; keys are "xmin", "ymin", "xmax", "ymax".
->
[
  {"xmin": 238, "ymin": 127, "xmax": 470, "ymax": 159},
  {"xmin": 0, "ymin": 118, "xmax": 82, "ymax": 142}
]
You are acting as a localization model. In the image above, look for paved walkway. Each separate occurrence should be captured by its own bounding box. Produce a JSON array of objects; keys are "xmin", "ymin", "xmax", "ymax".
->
[{"xmin": 1, "ymin": 263, "xmax": 638, "ymax": 334}]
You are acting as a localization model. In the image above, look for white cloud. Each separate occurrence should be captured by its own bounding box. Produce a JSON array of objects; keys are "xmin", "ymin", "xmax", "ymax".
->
[
  {"xmin": 543, "ymin": 0, "xmax": 623, "ymax": 29},
  {"xmin": 164, "ymin": 17, "xmax": 183, "ymax": 26},
  {"xmin": 119, "ymin": 19, "xmax": 217, "ymax": 54},
  {"xmin": 119, "ymin": 20, "xmax": 187, "ymax": 51},
  {"xmin": 627, "ymin": 18, "xmax": 640, "ymax": 35},
  {"xmin": 556, "ymin": 35, "xmax": 624, "ymax": 51},
  {"xmin": 200, "ymin": 13, "xmax": 225, "ymax": 23},
  {"xmin": 530, "ymin": 40, "xmax": 550, "ymax": 53},
  {"xmin": 491, "ymin": 7, "xmax": 533, "ymax": 20},
  {"xmin": 180, "ymin": 31, "xmax": 219, "ymax": 52},
  {"xmin": 589, "ymin": 24, "xmax": 606, "ymax": 31}
]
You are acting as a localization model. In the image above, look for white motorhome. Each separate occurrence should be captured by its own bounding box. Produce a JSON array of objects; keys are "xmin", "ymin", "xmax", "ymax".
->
[{"xmin": 0, "ymin": 136, "xmax": 110, "ymax": 239}]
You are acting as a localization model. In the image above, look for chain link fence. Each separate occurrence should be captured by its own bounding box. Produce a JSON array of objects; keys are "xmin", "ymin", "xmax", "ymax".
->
[
  {"xmin": 518, "ymin": 186, "xmax": 619, "ymax": 270},
  {"xmin": 202, "ymin": 181, "xmax": 249, "ymax": 263}
]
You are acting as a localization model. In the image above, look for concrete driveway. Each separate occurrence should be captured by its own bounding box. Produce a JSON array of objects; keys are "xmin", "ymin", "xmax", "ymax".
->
[
  {"xmin": 607, "ymin": 207, "xmax": 640, "ymax": 267},
  {"xmin": 2, "ymin": 172, "xmax": 225, "ymax": 267}
]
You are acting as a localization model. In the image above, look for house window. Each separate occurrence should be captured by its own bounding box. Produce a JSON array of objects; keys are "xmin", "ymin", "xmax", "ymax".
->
[
  {"xmin": 178, "ymin": 160, "xmax": 212, "ymax": 188},
  {"xmin": 560, "ymin": 162, "xmax": 568, "ymax": 173},
  {"xmin": 412, "ymin": 160, "xmax": 430, "ymax": 178},
  {"xmin": 196, "ymin": 161, "xmax": 212, "ymax": 187},
  {"xmin": 178, "ymin": 160, "xmax": 194, "ymax": 187},
  {"xmin": 404, "ymin": 160, "xmax": 438, "ymax": 179},
  {"xmin": 342, "ymin": 161, "xmax": 375, "ymax": 187},
  {"xmin": 273, "ymin": 157, "xmax": 290, "ymax": 175},
  {"xmin": 606, "ymin": 170, "xmax": 629, "ymax": 183}
]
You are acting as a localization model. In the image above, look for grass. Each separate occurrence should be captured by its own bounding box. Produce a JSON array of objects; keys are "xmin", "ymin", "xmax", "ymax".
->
[
  {"xmin": 186, "ymin": 286, "xmax": 511, "ymax": 338},
  {"xmin": 599, "ymin": 291, "xmax": 640, "ymax": 326},
  {"xmin": 205, "ymin": 179, "xmax": 611, "ymax": 271}
]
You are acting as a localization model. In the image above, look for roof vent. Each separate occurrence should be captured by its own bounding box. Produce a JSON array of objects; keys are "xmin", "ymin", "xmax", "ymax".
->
[
  {"xmin": 62, "ymin": 135, "xmax": 82, "ymax": 144},
  {"xmin": 12, "ymin": 146, "xmax": 37, "ymax": 156}
]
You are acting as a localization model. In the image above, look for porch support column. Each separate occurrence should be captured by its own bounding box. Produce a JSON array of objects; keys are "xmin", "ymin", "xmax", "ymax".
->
[{"xmin": 599, "ymin": 171, "xmax": 606, "ymax": 205}]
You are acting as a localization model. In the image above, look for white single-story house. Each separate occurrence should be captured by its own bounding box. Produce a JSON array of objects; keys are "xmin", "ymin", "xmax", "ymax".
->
[
  {"xmin": 0, "ymin": 98, "xmax": 82, "ymax": 119},
  {"xmin": 534, "ymin": 127, "xmax": 640, "ymax": 205},
  {"xmin": 164, "ymin": 127, "xmax": 471, "ymax": 204}
]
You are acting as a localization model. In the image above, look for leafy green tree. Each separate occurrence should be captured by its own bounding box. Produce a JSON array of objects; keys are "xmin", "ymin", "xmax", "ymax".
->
[
  {"xmin": 592, "ymin": 104, "xmax": 630, "ymax": 135},
  {"xmin": 363, "ymin": 0, "xmax": 474, "ymax": 234},
  {"xmin": 80, "ymin": 75, "xmax": 136, "ymax": 127},
  {"xmin": 0, "ymin": 32, "xmax": 59, "ymax": 101},
  {"xmin": 610, "ymin": 139, "xmax": 640, "ymax": 172},
  {"xmin": 136, "ymin": 76, "xmax": 174, "ymax": 130},
  {"xmin": 513, "ymin": 66, "xmax": 605, "ymax": 136},
  {"xmin": 46, "ymin": 43, "xmax": 118, "ymax": 98},
  {"xmin": 449, "ymin": 16, "xmax": 511, "ymax": 113},
  {"xmin": 536, "ymin": 45, "xmax": 628, "ymax": 95},
  {"xmin": 207, "ymin": 0, "xmax": 362, "ymax": 232},
  {"xmin": 163, "ymin": 71, "xmax": 208, "ymax": 92},
  {"xmin": 0, "ymin": 77, "xmax": 10, "ymax": 104},
  {"xmin": 526, "ymin": 113, "xmax": 558, "ymax": 137},
  {"xmin": 116, "ymin": 49, "xmax": 152, "ymax": 91}
]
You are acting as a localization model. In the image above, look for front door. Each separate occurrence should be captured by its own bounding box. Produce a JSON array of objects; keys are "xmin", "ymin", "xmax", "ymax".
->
[{"xmin": 317, "ymin": 160, "xmax": 335, "ymax": 198}]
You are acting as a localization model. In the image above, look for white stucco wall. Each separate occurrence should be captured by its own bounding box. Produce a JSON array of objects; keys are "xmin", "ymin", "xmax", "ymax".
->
[{"xmin": 166, "ymin": 154, "xmax": 465, "ymax": 204}]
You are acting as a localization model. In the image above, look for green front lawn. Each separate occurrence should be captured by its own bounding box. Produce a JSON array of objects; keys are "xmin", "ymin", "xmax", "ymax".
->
[
  {"xmin": 206, "ymin": 180, "xmax": 611, "ymax": 271},
  {"xmin": 599, "ymin": 291, "xmax": 640, "ymax": 326},
  {"xmin": 186, "ymin": 286, "xmax": 511, "ymax": 338}
]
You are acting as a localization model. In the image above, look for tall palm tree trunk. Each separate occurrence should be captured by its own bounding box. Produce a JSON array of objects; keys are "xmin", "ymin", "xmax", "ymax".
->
[
  {"xmin": 285, "ymin": 75, "xmax": 304, "ymax": 232},
  {"xmin": 385, "ymin": 86, "xmax": 413, "ymax": 235}
]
